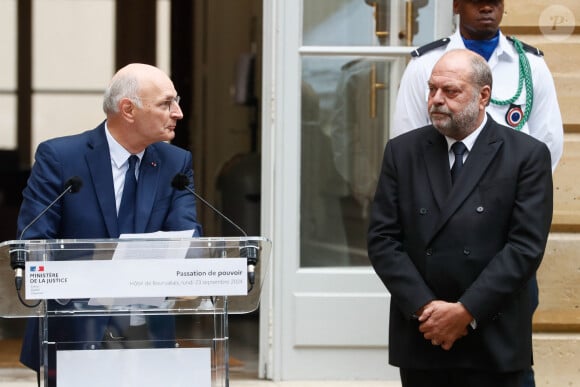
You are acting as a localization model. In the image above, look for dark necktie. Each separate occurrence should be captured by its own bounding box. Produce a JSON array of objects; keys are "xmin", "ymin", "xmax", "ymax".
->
[
  {"xmin": 450, "ymin": 142, "xmax": 467, "ymax": 184},
  {"xmin": 118, "ymin": 155, "xmax": 139, "ymax": 234}
]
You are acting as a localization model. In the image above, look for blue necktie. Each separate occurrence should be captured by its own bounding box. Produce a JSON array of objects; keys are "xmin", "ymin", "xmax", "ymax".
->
[
  {"xmin": 450, "ymin": 142, "xmax": 467, "ymax": 184},
  {"xmin": 118, "ymin": 155, "xmax": 138, "ymax": 234}
]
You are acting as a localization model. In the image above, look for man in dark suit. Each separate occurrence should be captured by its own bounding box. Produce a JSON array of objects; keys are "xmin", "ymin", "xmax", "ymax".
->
[
  {"xmin": 17, "ymin": 63, "xmax": 203, "ymax": 379},
  {"xmin": 393, "ymin": 5, "xmax": 563, "ymax": 386},
  {"xmin": 367, "ymin": 49, "xmax": 553, "ymax": 387}
]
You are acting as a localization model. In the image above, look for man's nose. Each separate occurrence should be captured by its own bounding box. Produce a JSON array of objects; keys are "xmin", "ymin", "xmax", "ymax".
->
[
  {"xmin": 479, "ymin": 1, "xmax": 497, "ymax": 12},
  {"xmin": 430, "ymin": 89, "xmax": 445, "ymax": 104},
  {"xmin": 170, "ymin": 103, "xmax": 184, "ymax": 119}
]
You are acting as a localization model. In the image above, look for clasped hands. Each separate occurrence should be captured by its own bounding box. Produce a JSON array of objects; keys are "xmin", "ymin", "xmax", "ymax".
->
[{"xmin": 415, "ymin": 300, "xmax": 473, "ymax": 351}]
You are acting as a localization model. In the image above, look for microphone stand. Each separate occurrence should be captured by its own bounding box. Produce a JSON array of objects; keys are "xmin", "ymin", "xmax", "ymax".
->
[
  {"xmin": 10, "ymin": 176, "xmax": 83, "ymax": 307},
  {"xmin": 172, "ymin": 174, "xmax": 260, "ymax": 291}
]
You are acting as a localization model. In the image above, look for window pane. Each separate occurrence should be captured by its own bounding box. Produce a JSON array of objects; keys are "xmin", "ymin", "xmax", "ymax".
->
[
  {"xmin": 0, "ymin": 96, "xmax": 17, "ymax": 149},
  {"xmin": 0, "ymin": 0, "xmax": 16, "ymax": 90},
  {"xmin": 33, "ymin": 0, "xmax": 114, "ymax": 90},
  {"xmin": 0, "ymin": 0, "xmax": 17, "ymax": 150},
  {"xmin": 32, "ymin": 94, "xmax": 105, "ymax": 153},
  {"xmin": 31, "ymin": 0, "xmax": 115, "ymax": 163},
  {"xmin": 301, "ymin": 56, "xmax": 390, "ymax": 267},
  {"xmin": 303, "ymin": 0, "xmax": 390, "ymax": 46}
]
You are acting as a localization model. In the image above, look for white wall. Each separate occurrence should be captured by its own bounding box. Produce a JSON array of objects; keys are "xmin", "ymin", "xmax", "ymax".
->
[{"xmin": 0, "ymin": 0, "xmax": 171, "ymax": 163}]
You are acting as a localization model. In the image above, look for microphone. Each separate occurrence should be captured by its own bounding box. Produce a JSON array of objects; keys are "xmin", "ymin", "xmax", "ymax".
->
[
  {"xmin": 11, "ymin": 176, "xmax": 83, "ymax": 291},
  {"xmin": 171, "ymin": 173, "xmax": 259, "ymax": 287}
]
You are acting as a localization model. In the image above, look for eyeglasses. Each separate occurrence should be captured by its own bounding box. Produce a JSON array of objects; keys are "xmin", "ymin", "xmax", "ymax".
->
[{"xmin": 137, "ymin": 95, "xmax": 181, "ymax": 111}]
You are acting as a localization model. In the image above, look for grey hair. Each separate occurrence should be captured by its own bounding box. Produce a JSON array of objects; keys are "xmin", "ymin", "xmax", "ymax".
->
[
  {"xmin": 469, "ymin": 54, "xmax": 493, "ymax": 105},
  {"xmin": 102, "ymin": 73, "xmax": 142, "ymax": 114}
]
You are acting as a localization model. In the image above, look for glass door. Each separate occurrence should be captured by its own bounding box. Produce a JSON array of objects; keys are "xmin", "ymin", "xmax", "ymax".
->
[{"xmin": 260, "ymin": 0, "xmax": 454, "ymax": 380}]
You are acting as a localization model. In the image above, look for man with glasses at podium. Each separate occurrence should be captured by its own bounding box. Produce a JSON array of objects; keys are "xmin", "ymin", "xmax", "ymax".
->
[{"xmin": 16, "ymin": 63, "xmax": 202, "ymax": 384}]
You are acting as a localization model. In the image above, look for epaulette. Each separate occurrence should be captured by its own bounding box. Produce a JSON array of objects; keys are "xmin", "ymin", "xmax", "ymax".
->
[
  {"xmin": 411, "ymin": 37, "xmax": 450, "ymax": 58},
  {"xmin": 507, "ymin": 36, "xmax": 544, "ymax": 56}
]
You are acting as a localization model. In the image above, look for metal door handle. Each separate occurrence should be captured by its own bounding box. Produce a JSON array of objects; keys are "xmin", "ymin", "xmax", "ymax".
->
[
  {"xmin": 372, "ymin": 2, "xmax": 389, "ymax": 40},
  {"xmin": 370, "ymin": 63, "xmax": 385, "ymax": 119},
  {"xmin": 398, "ymin": 1, "xmax": 414, "ymax": 46}
]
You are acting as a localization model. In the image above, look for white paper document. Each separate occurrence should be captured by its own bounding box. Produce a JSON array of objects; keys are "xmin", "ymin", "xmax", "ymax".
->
[{"xmin": 88, "ymin": 229, "xmax": 195, "ymax": 307}]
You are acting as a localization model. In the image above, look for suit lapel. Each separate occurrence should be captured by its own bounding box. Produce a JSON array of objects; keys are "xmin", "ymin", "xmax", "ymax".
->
[
  {"xmin": 428, "ymin": 119, "xmax": 503, "ymax": 242},
  {"xmin": 135, "ymin": 146, "xmax": 160, "ymax": 233},
  {"xmin": 86, "ymin": 125, "xmax": 119, "ymax": 237},
  {"xmin": 422, "ymin": 131, "xmax": 452, "ymax": 210}
]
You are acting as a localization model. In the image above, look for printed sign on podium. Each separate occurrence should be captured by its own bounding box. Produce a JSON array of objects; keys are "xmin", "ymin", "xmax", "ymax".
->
[{"xmin": 0, "ymin": 236, "xmax": 271, "ymax": 387}]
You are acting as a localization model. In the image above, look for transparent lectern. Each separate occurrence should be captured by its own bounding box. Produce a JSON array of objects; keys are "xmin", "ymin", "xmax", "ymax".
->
[{"xmin": 0, "ymin": 236, "xmax": 271, "ymax": 387}]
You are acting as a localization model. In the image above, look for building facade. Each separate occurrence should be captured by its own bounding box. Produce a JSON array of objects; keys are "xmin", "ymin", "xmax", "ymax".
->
[{"xmin": 0, "ymin": 0, "xmax": 578, "ymax": 384}]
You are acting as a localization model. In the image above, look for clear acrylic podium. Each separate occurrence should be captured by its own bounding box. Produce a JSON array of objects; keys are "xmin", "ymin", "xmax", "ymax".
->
[{"xmin": 0, "ymin": 236, "xmax": 271, "ymax": 387}]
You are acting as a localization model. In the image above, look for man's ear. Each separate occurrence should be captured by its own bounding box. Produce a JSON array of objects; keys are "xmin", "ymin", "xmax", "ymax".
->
[
  {"xmin": 119, "ymin": 98, "xmax": 136, "ymax": 121},
  {"xmin": 481, "ymin": 85, "xmax": 492, "ymax": 107}
]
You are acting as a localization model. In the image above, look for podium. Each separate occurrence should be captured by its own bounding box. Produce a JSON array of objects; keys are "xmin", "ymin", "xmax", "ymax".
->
[{"xmin": 0, "ymin": 236, "xmax": 271, "ymax": 387}]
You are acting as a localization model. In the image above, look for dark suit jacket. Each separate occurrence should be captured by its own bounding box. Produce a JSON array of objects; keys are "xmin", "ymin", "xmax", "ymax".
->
[
  {"xmin": 17, "ymin": 122, "xmax": 203, "ymax": 371},
  {"xmin": 367, "ymin": 115, "xmax": 553, "ymax": 372}
]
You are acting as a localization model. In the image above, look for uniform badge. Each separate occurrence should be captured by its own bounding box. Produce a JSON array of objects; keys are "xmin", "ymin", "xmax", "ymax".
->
[{"xmin": 505, "ymin": 104, "xmax": 524, "ymax": 128}]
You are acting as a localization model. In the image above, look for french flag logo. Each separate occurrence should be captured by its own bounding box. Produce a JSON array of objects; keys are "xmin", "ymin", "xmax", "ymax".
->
[{"xmin": 31, "ymin": 266, "xmax": 45, "ymax": 272}]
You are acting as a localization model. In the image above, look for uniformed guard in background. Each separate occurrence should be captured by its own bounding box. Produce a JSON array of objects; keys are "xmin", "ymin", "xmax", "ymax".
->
[{"xmin": 393, "ymin": 0, "xmax": 563, "ymax": 173}]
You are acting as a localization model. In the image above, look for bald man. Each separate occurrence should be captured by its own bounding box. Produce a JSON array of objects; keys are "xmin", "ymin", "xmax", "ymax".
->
[
  {"xmin": 18, "ymin": 63, "xmax": 202, "ymax": 380},
  {"xmin": 368, "ymin": 50, "xmax": 552, "ymax": 387}
]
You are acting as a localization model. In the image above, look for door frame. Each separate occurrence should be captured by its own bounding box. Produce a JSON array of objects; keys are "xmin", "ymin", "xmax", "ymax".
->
[{"xmin": 259, "ymin": 0, "xmax": 454, "ymax": 380}]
